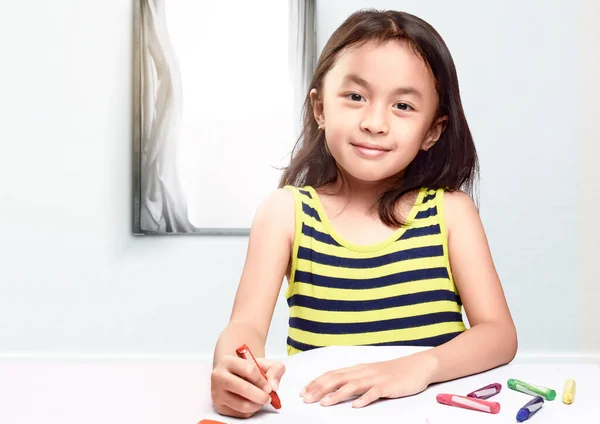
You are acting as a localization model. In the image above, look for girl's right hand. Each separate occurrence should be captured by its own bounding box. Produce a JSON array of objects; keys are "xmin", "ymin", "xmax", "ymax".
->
[{"xmin": 210, "ymin": 354, "xmax": 286, "ymax": 418}]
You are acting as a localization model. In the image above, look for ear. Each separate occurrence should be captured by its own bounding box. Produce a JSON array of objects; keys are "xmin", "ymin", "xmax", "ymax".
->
[
  {"xmin": 421, "ymin": 115, "xmax": 448, "ymax": 151},
  {"xmin": 310, "ymin": 88, "xmax": 325, "ymax": 128}
]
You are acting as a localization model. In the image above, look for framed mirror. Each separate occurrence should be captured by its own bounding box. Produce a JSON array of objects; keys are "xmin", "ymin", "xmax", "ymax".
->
[{"xmin": 133, "ymin": 0, "xmax": 315, "ymax": 234}]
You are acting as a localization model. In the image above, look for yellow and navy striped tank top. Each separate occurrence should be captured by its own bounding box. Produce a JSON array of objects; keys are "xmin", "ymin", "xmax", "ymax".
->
[{"xmin": 284, "ymin": 185, "xmax": 466, "ymax": 356}]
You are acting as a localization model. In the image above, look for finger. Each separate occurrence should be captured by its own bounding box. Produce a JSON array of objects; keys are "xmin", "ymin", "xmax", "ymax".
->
[
  {"xmin": 302, "ymin": 372, "xmax": 346, "ymax": 403},
  {"xmin": 222, "ymin": 390, "xmax": 264, "ymax": 415},
  {"xmin": 352, "ymin": 386, "xmax": 384, "ymax": 408},
  {"xmin": 215, "ymin": 404, "xmax": 253, "ymax": 419},
  {"xmin": 225, "ymin": 356, "xmax": 272, "ymax": 393},
  {"xmin": 257, "ymin": 358, "xmax": 286, "ymax": 379},
  {"xmin": 257, "ymin": 358, "xmax": 286, "ymax": 390},
  {"xmin": 319, "ymin": 381, "xmax": 367, "ymax": 407},
  {"xmin": 300, "ymin": 365, "xmax": 366, "ymax": 397},
  {"xmin": 219, "ymin": 369, "xmax": 272, "ymax": 405}
]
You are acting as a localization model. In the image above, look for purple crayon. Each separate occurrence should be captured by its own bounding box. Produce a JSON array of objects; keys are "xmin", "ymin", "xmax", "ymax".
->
[{"xmin": 466, "ymin": 383, "xmax": 502, "ymax": 399}]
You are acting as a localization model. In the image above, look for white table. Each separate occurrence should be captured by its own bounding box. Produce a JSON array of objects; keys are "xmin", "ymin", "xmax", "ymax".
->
[{"xmin": 1, "ymin": 346, "xmax": 599, "ymax": 424}]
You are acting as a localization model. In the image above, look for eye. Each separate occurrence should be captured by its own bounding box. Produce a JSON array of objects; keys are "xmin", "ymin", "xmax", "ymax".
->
[
  {"xmin": 394, "ymin": 103, "xmax": 413, "ymax": 111},
  {"xmin": 347, "ymin": 93, "xmax": 364, "ymax": 102}
]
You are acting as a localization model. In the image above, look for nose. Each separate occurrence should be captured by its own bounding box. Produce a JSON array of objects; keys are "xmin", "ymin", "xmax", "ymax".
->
[{"xmin": 359, "ymin": 104, "xmax": 389, "ymax": 135}]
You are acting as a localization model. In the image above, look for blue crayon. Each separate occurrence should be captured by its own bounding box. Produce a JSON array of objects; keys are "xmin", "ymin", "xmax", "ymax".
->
[{"xmin": 516, "ymin": 395, "xmax": 544, "ymax": 422}]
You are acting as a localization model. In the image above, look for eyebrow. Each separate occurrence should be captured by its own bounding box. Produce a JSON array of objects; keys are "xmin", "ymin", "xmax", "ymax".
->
[{"xmin": 342, "ymin": 74, "xmax": 423, "ymax": 98}]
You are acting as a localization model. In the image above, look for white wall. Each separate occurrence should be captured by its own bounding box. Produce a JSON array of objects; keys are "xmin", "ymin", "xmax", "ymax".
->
[
  {"xmin": 0, "ymin": 0, "xmax": 597, "ymax": 361},
  {"xmin": 579, "ymin": 0, "xmax": 600, "ymax": 355},
  {"xmin": 0, "ymin": 0, "xmax": 289, "ymax": 360}
]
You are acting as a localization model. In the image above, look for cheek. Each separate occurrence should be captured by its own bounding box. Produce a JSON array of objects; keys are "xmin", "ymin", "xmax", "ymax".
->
[
  {"xmin": 322, "ymin": 100, "xmax": 354, "ymax": 137},
  {"xmin": 391, "ymin": 120, "xmax": 430, "ymax": 148},
  {"xmin": 322, "ymin": 120, "xmax": 348, "ymax": 150}
]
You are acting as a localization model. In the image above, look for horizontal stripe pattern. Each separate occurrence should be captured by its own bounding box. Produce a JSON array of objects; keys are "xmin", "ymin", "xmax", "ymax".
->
[
  {"xmin": 285, "ymin": 186, "xmax": 464, "ymax": 354},
  {"xmin": 288, "ymin": 289, "xmax": 460, "ymax": 311},
  {"xmin": 290, "ymin": 311, "xmax": 463, "ymax": 334},
  {"xmin": 415, "ymin": 206, "xmax": 437, "ymax": 219},
  {"xmin": 290, "ymin": 300, "xmax": 462, "ymax": 324},
  {"xmin": 289, "ymin": 321, "xmax": 466, "ymax": 346},
  {"xmin": 295, "ymin": 256, "xmax": 448, "ymax": 281},
  {"xmin": 287, "ymin": 331, "xmax": 463, "ymax": 355},
  {"xmin": 297, "ymin": 244, "xmax": 444, "ymax": 268},
  {"xmin": 422, "ymin": 192, "xmax": 437, "ymax": 203},
  {"xmin": 301, "ymin": 232, "xmax": 445, "ymax": 259},
  {"xmin": 294, "ymin": 267, "xmax": 449, "ymax": 289},
  {"xmin": 298, "ymin": 189, "xmax": 312, "ymax": 199},
  {"xmin": 290, "ymin": 278, "xmax": 457, "ymax": 301},
  {"xmin": 398, "ymin": 224, "xmax": 441, "ymax": 240},
  {"xmin": 301, "ymin": 223, "xmax": 340, "ymax": 246},
  {"xmin": 302, "ymin": 203, "xmax": 321, "ymax": 222}
]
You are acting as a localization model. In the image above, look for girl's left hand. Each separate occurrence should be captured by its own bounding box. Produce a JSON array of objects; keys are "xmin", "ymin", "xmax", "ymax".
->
[{"xmin": 299, "ymin": 353, "xmax": 437, "ymax": 408}]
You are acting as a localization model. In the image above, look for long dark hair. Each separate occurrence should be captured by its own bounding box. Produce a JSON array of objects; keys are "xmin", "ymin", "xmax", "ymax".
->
[{"xmin": 279, "ymin": 9, "xmax": 478, "ymax": 227}]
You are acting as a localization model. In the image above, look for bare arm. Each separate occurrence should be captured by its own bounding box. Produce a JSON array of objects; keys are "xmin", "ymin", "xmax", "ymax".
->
[
  {"xmin": 418, "ymin": 190, "xmax": 518, "ymax": 383},
  {"xmin": 212, "ymin": 188, "xmax": 295, "ymax": 367}
]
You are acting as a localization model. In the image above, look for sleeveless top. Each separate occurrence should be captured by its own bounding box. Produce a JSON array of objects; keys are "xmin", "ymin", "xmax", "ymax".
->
[{"xmin": 284, "ymin": 185, "xmax": 466, "ymax": 356}]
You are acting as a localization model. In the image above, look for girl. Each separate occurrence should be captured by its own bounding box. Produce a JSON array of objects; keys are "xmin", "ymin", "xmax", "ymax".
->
[{"xmin": 210, "ymin": 9, "xmax": 517, "ymax": 419}]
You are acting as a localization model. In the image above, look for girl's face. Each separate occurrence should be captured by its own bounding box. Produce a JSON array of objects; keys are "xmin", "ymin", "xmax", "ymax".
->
[{"xmin": 311, "ymin": 40, "xmax": 447, "ymax": 184}]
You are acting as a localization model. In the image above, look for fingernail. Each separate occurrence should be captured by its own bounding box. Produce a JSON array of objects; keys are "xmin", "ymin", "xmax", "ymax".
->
[
  {"xmin": 271, "ymin": 379, "xmax": 279, "ymax": 391},
  {"xmin": 299, "ymin": 387, "xmax": 306, "ymax": 396},
  {"xmin": 321, "ymin": 395, "xmax": 332, "ymax": 405},
  {"xmin": 303, "ymin": 393, "xmax": 314, "ymax": 403}
]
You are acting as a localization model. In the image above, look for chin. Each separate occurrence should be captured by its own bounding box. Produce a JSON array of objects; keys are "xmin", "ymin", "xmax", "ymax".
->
[
  {"xmin": 342, "ymin": 167, "xmax": 398, "ymax": 184},
  {"xmin": 331, "ymin": 153, "xmax": 403, "ymax": 184}
]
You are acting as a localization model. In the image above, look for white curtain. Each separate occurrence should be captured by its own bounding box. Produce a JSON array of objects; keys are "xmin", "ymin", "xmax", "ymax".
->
[
  {"xmin": 136, "ymin": 0, "xmax": 316, "ymax": 233},
  {"xmin": 139, "ymin": 0, "xmax": 197, "ymax": 233},
  {"xmin": 289, "ymin": 0, "xmax": 317, "ymax": 139}
]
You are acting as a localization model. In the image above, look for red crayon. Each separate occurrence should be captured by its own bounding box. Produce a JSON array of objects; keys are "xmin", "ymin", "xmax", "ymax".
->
[
  {"xmin": 235, "ymin": 344, "xmax": 282, "ymax": 409},
  {"xmin": 437, "ymin": 393, "xmax": 501, "ymax": 414}
]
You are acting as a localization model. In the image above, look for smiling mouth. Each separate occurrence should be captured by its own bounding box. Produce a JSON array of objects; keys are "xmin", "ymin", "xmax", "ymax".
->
[{"xmin": 351, "ymin": 142, "xmax": 391, "ymax": 158}]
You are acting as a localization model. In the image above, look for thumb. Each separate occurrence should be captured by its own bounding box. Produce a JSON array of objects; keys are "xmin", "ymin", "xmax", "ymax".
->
[{"xmin": 256, "ymin": 358, "xmax": 286, "ymax": 391}]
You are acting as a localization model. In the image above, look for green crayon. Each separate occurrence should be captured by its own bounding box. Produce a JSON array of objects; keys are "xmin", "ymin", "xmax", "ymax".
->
[{"xmin": 508, "ymin": 379, "xmax": 556, "ymax": 401}]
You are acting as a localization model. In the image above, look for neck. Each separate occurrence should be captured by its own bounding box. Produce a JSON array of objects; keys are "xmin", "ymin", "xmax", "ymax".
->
[{"xmin": 327, "ymin": 171, "xmax": 399, "ymax": 215}]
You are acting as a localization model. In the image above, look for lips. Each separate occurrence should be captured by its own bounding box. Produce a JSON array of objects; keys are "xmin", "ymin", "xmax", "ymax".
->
[{"xmin": 350, "ymin": 142, "xmax": 391, "ymax": 158}]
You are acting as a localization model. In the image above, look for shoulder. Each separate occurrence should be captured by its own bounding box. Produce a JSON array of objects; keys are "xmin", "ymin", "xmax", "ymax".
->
[
  {"xmin": 439, "ymin": 189, "xmax": 480, "ymax": 234},
  {"xmin": 255, "ymin": 188, "xmax": 295, "ymax": 223},
  {"xmin": 440, "ymin": 189, "xmax": 477, "ymax": 211},
  {"xmin": 251, "ymin": 188, "xmax": 296, "ymax": 241}
]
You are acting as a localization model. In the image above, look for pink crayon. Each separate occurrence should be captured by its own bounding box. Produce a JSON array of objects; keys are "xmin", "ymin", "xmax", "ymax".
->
[
  {"xmin": 436, "ymin": 393, "xmax": 501, "ymax": 414},
  {"xmin": 466, "ymin": 383, "xmax": 502, "ymax": 399}
]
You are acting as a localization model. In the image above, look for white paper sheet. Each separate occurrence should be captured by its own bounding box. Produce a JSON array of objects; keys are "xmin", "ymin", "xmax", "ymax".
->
[{"xmin": 201, "ymin": 345, "xmax": 600, "ymax": 423}]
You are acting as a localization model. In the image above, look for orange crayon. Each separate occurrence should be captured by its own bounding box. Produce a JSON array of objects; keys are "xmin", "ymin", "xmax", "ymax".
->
[{"xmin": 235, "ymin": 344, "xmax": 282, "ymax": 409}]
